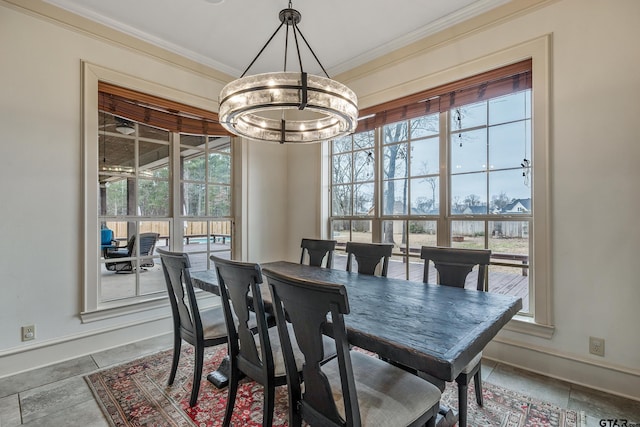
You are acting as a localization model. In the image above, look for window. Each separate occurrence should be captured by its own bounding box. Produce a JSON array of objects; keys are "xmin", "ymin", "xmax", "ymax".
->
[
  {"xmin": 83, "ymin": 62, "xmax": 234, "ymax": 317},
  {"xmin": 330, "ymin": 59, "xmax": 541, "ymax": 318},
  {"xmin": 97, "ymin": 112, "xmax": 233, "ymax": 307}
]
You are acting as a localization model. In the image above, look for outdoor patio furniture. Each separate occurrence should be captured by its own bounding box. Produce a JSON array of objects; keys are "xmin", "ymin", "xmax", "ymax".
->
[{"xmin": 104, "ymin": 232, "xmax": 159, "ymax": 272}]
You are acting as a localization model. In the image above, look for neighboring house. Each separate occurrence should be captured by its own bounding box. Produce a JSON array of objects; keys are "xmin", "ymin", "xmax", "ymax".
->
[
  {"xmin": 502, "ymin": 198, "xmax": 531, "ymax": 213},
  {"xmin": 458, "ymin": 205, "xmax": 488, "ymax": 215}
]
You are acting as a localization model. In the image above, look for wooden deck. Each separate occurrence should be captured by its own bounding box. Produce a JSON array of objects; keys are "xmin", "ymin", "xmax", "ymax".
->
[
  {"xmin": 99, "ymin": 245, "xmax": 529, "ymax": 313},
  {"xmin": 332, "ymin": 254, "xmax": 530, "ymax": 312}
]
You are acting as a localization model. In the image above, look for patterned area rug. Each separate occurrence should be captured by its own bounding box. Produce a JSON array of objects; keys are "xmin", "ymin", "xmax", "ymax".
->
[{"xmin": 86, "ymin": 344, "xmax": 582, "ymax": 426}]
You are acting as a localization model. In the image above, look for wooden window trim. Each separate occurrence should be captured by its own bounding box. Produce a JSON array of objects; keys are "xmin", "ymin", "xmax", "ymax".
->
[
  {"xmin": 98, "ymin": 82, "xmax": 230, "ymax": 136},
  {"xmin": 357, "ymin": 59, "xmax": 531, "ymax": 131}
]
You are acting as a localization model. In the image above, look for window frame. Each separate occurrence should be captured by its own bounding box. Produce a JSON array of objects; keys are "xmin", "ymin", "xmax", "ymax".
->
[
  {"xmin": 326, "ymin": 36, "xmax": 552, "ymax": 335},
  {"xmin": 82, "ymin": 62, "xmax": 234, "ymax": 321}
]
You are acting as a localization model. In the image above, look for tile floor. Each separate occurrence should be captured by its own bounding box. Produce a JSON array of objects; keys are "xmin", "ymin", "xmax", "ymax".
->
[{"xmin": 0, "ymin": 334, "xmax": 638, "ymax": 426}]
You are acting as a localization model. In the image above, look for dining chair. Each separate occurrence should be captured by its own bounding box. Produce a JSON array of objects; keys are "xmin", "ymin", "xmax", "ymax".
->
[
  {"xmin": 211, "ymin": 255, "xmax": 333, "ymax": 427},
  {"xmin": 420, "ymin": 245, "xmax": 492, "ymax": 427},
  {"xmin": 263, "ymin": 267, "xmax": 441, "ymax": 427},
  {"xmin": 157, "ymin": 248, "xmax": 228, "ymax": 407},
  {"xmin": 345, "ymin": 241, "xmax": 394, "ymax": 276},
  {"xmin": 299, "ymin": 238, "xmax": 337, "ymax": 268}
]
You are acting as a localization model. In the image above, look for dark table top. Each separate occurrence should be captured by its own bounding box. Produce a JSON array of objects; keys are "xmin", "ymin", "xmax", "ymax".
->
[{"xmin": 191, "ymin": 261, "xmax": 522, "ymax": 383}]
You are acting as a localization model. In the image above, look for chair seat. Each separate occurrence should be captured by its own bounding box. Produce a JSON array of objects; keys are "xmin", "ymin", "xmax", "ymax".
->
[
  {"xmin": 322, "ymin": 350, "xmax": 441, "ymax": 427},
  {"xmin": 460, "ymin": 352, "xmax": 482, "ymax": 374},
  {"xmin": 255, "ymin": 323, "xmax": 336, "ymax": 377},
  {"xmin": 199, "ymin": 306, "xmax": 229, "ymax": 340}
]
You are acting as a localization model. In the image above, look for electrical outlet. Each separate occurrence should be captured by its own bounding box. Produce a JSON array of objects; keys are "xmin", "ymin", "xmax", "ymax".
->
[
  {"xmin": 22, "ymin": 325, "xmax": 35, "ymax": 342},
  {"xmin": 589, "ymin": 336, "xmax": 604, "ymax": 357}
]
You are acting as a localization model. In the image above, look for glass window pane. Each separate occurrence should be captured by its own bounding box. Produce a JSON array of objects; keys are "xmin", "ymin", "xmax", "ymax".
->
[
  {"xmin": 138, "ymin": 220, "xmax": 166, "ymax": 296},
  {"xmin": 99, "ymin": 134, "xmax": 135, "ymax": 175},
  {"xmin": 184, "ymin": 220, "xmax": 208, "ymax": 244},
  {"xmin": 451, "ymin": 220, "xmax": 485, "ymax": 248},
  {"xmin": 139, "ymin": 141, "xmax": 169, "ymax": 169},
  {"xmin": 332, "ymin": 185, "xmax": 352, "ymax": 216},
  {"xmin": 354, "ymin": 150, "xmax": 374, "ymax": 182},
  {"xmin": 410, "ymin": 137, "xmax": 439, "ymax": 177},
  {"xmin": 488, "ymin": 220, "xmax": 530, "ymax": 312},
  {"xmin": 383, "ymin": 179, "xmax": 408, "ymax": 215},
  {"xmin": 383, "ymin": 121, "xmax": 408, "ymax": 144},
  {"xmin": 489, "ymin": 91, "xmax": 530, "ymax": 125},
  {"xmin": 331, "ymin": 219, "xmax": 350, "ymax": 246},
  {"xmin": 408, "ymin": 220, "xmax": 437, "ymax": 281},
  {"xmin": 332, "ymin": 136, "xmax": 352, "ymax": 153},
  {"xmin": 102, "ymin": 220, "xmax": 132, "ymax": 248},
  {"xmin": 410, "ymin": 177, "xmax": 439, "ymax": 215},
  {"xmin": 451, "ymin": 173, "xmax": 487, "ymax": 215},
  {"xmin": 409, "ymin": 220, "xmax": 437, "ymax": 247},
  {"xmin": 382, "ymin": 220, "xmax": 404, "ymax": 247},
  {"xmin": 182, "ymin": 152, "xmax": 206, "ymax": 181},
  {"xmin": 451, "ymin": 129, "xmax": 487, "ymax": 174},
  {"xmin": 182, "ymin": 182, "xmax": 206, "ymax": 215},
  {"xmin": 353, "ymin": 130, "xmax": 374, "ymax": 150},
  {"xmin": 103, "ymin": 178, "xmax": 129, "ymax": 216},
  {"xmin": 353, "ymin": 182, "xmax": 374, "ymax": 215},
  {"xmin": 210, "ymin": 220, "xmax": 232, "ymax": 251},
  {"xmin": 451, "ymin": 101, "xmax": 487, "ymax": 130},
  {"xmin": 383, "ymin": 143, "xmax": 408, "ymax": 179},
  {"xmin": 332, "ymin": 153, "xmax": 352, "ymax": 184},
  {"xmin": 351, "ymin": 220, "xmax": 372, "ymax": 243},
  {"xmin": 138, "ymin": 123, "xmax": 169, "ymax": 141},
  {"xmin": 210, "ymin": 137, "xmax": 230, "ymax": 152},
  {"xmin": 208, "ymin": 151, "xmax": 231, "ymax": 184},
  {"xmin": 138, "ymin": 178, "xmax": 169, "ymax": 216},
  {"xmin": 181, "ymin": 134, "xmax": 206, "ymax": 148},
  {"xmin": 100, "ymin": 270, "xmax": 136, "ymax": 301},
  {"xmin": 410, "ymin": 114, "xmax": 439, "ymax": 139},
  {"xmin": 208, "ymin": 185, "xmax": 231, "ymax": 217},
  {"xmin": 489, "ymin": 169, "xmax": 531, "ymax": 212},
  {"xmin": 489, "ymin": 121, "xmax": 530, "ymax": 170}
]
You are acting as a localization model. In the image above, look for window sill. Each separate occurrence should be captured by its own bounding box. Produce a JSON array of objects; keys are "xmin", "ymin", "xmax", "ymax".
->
[
  {"xmin": 80, "ymin": 291, "xmax": 219, "ymax": 323},
  {"xmin": 504, "ymin": 314, "xmax": 555, "ymax": 339}
]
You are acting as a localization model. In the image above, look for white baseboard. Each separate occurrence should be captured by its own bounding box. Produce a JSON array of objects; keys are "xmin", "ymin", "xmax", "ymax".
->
[
  {"xmin": 0, "ymin": 295, "xmax": 221, "ymax": 379},
  {"xmin": 0, "ymin": 316, "xmax": 173, "ymax": 379},
  {"xmin": 485, "ymin": 337, "xmax": 640, "ymax": 402}
]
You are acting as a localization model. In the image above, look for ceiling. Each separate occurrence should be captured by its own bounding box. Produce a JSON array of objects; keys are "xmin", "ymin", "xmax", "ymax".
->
[{"xmin": 42, "ymin": 0, "xmax": 512, "ymax": 78}]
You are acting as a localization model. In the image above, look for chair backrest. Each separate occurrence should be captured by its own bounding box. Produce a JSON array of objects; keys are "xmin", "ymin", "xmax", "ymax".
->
[
  {"xmin": 210, "ymin": 255, "xmax": 273, "ymax": 382},
  {"xmin": 420, "ymin": 246, "xmax": 491, "ymax": 291},
  {"xmin": 100, "ymin": 228, "xmax": 114, "ymax": 246},
  {"xmin": 263, "ymin": 268, "xmax": 359, "ymax": 427},
  {"xmin": 139, "ymin": 232, "xmax": 159, "ymax": 256},
  {"xmin": 345, "ymin": 242, "xmax": 393, "ymax": 277},
  {"xmin": 300, "ymin": 238, "xmax": 337, "ymax": 268},
  {"xmin": 157, "ymin": 248, "xmax": 203, "ymax": 343}
]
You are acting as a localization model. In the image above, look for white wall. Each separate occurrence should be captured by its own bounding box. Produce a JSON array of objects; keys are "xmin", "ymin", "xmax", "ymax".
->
[
  {"xmin": 0, "ymin": 1, "xmax": 286, "ymax": 375},
  {"xmin": 1, "ymin": 0, "xmax": 639, "ymax": 401}
]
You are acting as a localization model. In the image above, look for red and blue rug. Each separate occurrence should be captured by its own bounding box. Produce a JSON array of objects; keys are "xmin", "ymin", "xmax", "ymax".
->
[{"xmin": 86, "ymin": 344, "xmax": 582, "ymax": 426}]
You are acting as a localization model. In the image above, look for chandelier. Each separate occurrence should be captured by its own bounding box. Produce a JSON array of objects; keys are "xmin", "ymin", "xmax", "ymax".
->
[{"xmin": 218, "ymin": 2, "xmax": 358, "ymax": 144}]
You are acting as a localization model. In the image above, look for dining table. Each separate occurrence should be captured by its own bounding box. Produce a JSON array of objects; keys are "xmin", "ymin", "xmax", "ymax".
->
[{"xmin": 191, "ymin": 260, "xmax": 522, "ymax": 427}]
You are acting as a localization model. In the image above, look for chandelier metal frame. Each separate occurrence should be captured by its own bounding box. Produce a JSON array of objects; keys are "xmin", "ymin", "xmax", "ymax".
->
[{"xmin": 218, "ymin": 2, "xmax": 358, "ymax": 144}]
